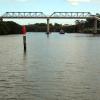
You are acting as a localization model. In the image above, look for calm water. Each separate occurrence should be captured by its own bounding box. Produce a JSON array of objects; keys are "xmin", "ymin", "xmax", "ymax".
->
[{"xmin": 0, "ymin": 32, "xmax": 100, "ymax": 100}]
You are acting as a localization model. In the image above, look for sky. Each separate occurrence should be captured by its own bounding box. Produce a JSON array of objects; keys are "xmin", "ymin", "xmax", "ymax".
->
[{"xmin": 0, "ymin": 0, "xmax": 100, "ymax": 25}]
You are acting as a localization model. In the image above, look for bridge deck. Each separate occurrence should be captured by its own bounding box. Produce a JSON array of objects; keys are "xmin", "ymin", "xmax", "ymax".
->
[
  {"xmin": 0, "ymin": 16, "xmax": 92, "ymax": 19},
  {"xmin": 0, "ymin": 12, "xmax": 93, "ymax": 19}
]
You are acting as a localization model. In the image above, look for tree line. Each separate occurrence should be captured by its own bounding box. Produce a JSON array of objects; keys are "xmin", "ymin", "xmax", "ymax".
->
[
  {"xmin": 0, "ymin": 21, "xmax": 21, "ymax": 35},
  {"xmin": 0, "ymin": 14, "xmax": 100, "ymax": 35},
  {"xmin": 26, "ymin": 15, "xmax": 100, "ymax": 33}
]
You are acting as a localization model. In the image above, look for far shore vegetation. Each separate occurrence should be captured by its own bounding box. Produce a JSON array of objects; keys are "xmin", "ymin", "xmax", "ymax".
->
[{"xmin": 0, "ymin": 15, "xmax": 100, "ymax": 35}]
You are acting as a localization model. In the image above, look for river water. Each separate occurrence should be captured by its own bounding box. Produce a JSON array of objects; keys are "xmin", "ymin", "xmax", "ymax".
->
[{"xmin": 0, "ymin": 32, "xmax": 100, "ymax": 100}]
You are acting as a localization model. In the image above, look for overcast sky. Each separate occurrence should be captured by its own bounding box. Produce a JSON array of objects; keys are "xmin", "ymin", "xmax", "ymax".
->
[{"xmin": 0, "ymin": 0, "xmax": 100, "ymax": 25}]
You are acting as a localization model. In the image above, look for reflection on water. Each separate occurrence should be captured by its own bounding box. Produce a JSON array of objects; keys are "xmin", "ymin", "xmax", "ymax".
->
[
  {"xmin": 45, "ymin": 32, "xmax": 50, "ymax": 38},
  {"xmin": 0, "ymin": 32, "xmax": 100, "ymax": 100}
]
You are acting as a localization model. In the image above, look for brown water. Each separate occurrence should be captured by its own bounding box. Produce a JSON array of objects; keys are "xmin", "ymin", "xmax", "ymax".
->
[{"xmin": 0, "ymin": 32, "xmax": 100, "ymax": 100}]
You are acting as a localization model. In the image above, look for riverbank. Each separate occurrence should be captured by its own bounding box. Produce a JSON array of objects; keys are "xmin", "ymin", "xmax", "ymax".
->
[
  {"xmin": 0, "ymin": 21, "xmax": 21, "ymax": 35},
  {"xmin": 0, "ymin": 21, "xmax": 100, "ymax": 35}
]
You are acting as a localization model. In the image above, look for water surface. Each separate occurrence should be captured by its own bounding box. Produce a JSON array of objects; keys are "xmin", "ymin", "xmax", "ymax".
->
[{"xmin": 0, "ymin": 32, "xmax": 100, "ymax": 100}]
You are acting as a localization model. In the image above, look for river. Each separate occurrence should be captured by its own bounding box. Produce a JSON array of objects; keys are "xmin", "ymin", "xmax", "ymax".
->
[{"xmin": 0, "ymin": 32, "xmax": 100, "ymax": 100}]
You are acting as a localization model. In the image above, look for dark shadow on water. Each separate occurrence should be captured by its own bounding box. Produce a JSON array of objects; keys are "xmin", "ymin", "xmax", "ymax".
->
[
  {"xmin": 92, "ymin": 33, "xmax": 100, "ymax": 37},
  {"xmin": 23, "ymin": 49, "xmax": 27, "ymax": 63},
  {"xmin": 73, "ymin": 33, "xmax": 100, "ymax": 37},
  {"xmin": 45, "ymin": 32, "xmax": 50, "ymax": 38},
  {"xmin": 24, "ymin": 50, "xmax": 27, "ymax": 56}
]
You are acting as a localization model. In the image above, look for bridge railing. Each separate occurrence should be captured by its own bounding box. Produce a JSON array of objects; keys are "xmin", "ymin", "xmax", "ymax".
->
[
  {"xmin": 50, "ymin": 12, "xmax": 91, "ymax": 18},
  {"xmin": 0, "ymin": 12, "xmax": 100, "ymax": 20},
  {"xmin": 2, "ymin": 12, "xmax": 47, "ymax": 18}
]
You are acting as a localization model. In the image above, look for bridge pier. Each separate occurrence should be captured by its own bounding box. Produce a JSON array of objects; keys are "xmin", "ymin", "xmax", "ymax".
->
[
  {"xmin": 93, "ymin": 18, "xmax": 97, "ymax": 34},
  {"xmin": 47, "ymin": 18, "xmax": 50, "ymax": 34}
]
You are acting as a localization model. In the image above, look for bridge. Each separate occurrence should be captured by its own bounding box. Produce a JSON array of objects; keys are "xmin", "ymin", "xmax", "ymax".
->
[
  {"xmin": 0, "ymin": 12, "xmax": 91, "ymax": 19},
  {"xmin": 0, "ymin": 12, "xmax": 100, "ymax": 33}
]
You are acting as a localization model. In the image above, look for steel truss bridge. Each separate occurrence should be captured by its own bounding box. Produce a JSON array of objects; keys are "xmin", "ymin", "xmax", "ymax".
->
[
  {"xmin": 0, "ymin": 12, "xmax": 93, "ymax": 19},
  {"xmin": 0, "ymin": 12, "xmax": 100, "ymax": 33}
]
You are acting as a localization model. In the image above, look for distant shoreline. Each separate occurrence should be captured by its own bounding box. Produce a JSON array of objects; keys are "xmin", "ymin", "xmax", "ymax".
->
[{"xmin": 0, "ymin": 21, "xmax": 100, "ymax": 35}]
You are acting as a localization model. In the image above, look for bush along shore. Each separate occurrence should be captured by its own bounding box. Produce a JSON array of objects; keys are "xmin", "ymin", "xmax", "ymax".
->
[
  {"xmin": 0, "ymin": 21, "xmax": 22, "ymax": 35},
  {"xmin": 0, "ymin": 17, "xmax": 100, "ymax": 35}
]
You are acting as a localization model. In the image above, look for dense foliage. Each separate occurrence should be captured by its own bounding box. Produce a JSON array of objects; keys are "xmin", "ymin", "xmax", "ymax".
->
[
  {"xmin": 26, "ymin": 23, "xmax": 77, "ymax": 33},
  {"xmin": 26, "ymin": 17, "xmax": 100, "ymax": 34},
  {"xmin": 0, "ymin": 21, "xmax": 21, "ymax": 35},
  {"xmin": 0, "ymin": 14, "xmax": 100, "ymax": 35}
]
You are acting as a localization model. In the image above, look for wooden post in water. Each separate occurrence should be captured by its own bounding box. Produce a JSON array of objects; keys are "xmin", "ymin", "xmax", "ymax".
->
[
  {"xmin": 21, "ymin": 25, "xmax": 27, "ymax": 52},
  {"xmin": 23, "ymin": 35, "xmax": 26, "ymax": 52}
]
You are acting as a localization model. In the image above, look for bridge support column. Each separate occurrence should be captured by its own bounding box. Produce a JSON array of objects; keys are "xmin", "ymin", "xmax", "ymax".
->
[
  {"xmin": 47, "ymin": 18, "xmax": 50, "ymax": 34},
  {"xmin": 94, "ymin": 18, "xmax": 97, "ymax": 34}
]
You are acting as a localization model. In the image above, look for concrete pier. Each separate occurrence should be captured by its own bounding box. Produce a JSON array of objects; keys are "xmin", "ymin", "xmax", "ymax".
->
[
  {"xmin": 94, "ymin": 18, "xmax": 97, "ymax": 34},
  {"xmin": 47, "ymin": 18, "xmax": 50, "ymax": 34}
]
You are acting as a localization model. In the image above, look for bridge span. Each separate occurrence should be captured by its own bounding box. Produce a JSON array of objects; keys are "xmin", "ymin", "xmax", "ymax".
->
[
  {"xmin": 0, "ymin": 12, "xmax": 91, "ymax": 19},
  {"xmin": 0, "ymin": 12, "xmax": 100, "ymax": 33}
]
